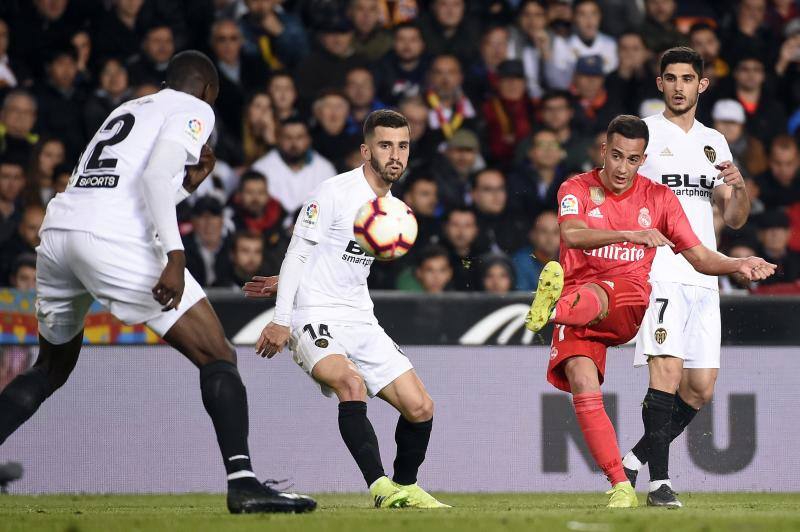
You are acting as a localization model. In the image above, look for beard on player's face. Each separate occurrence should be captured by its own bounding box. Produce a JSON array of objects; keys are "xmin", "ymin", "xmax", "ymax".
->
[
  {"xmin": 664, "ymin": 88, "xmax": 699, "ymax": 116},
  {"xmin": 369, "ymin": 152, "xmax": 404, "ymax": 184}
]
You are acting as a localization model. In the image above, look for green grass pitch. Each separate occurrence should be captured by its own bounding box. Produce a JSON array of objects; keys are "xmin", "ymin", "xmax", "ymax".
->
[{"xmin": 1, "ymin": 493, "xmax": 799, "ymax": 532}]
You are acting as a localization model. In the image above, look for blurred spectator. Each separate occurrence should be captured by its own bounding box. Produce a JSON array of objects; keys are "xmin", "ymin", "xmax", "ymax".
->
[
  {"xmin": 512, "ymin": 210, "xmax": 559, "ymax": 291},
  {"xmin": 374, "ymin": 22, "xmax": 429, "ymax": 106},
  {"xmin": 34, "ymin": 47, "xmax": 87, "ymax": 164},
  {"xmin": 418, "ymin": 0, "xmax": 481, "ymax": 64},
  {"xmin": 424, "ymin": 54, "xmax": 479, "ymax": 146},
  {"xmin": 52, "ymin": 162, "xmax": 71, "ymax": 195},
  {"xmin": 9, "ymin": 253, "xmax": 36, "ymax": 289},
  {"xmin": 0, "ymin": 156, "xmax": 27, "ymax": 243},
  {"xmin": 267, "ymin": 70, "xmax": 300, "ymax": 121},
  {"xmin": 756, "ymin": 134, "xmax": 800, "ymax": 209},
  {"xmin": 776, "ymin": 20, "xmax": 800, "ymax": 112},
  {"xmin": 413, "ymin": 243, "xmax": 454, "ymax": 293},
  {"xmin": 690, "ymin": 23, "xmax": 729, "ymax": 82},
  {"xmin": 402, "ymin": 173, "xmax": 440, "ymax": 248},
  {"xmin": 229, "ymin": 170, "xmax": 285, "ymax": 237},
  {"xmin": 293, "ymin": 16, "xmax": 365, "ymax": 108},
  {"xmin": 311, "ymin": 89, "xmax": 359, "ymax": 170},
  {"xmin": 29, "ymin": 137, "xmax": 66, "ymax": 204},
  {"xmin": 754, "ymin": 209, "xmax": 800, "ymax": 287},
  {"xmin": 216, "ymin": 231, "xmax": 266, "ymax": 288},
  {"xmin": 508, "ymin": 129, "xmax": 567, "ymax": 219},
  {"xmin": 0, "ymin": 90, "xmax": 38, "ymax": 163},
  {"xmin": 583, "ymin": 130, "xmax": 606, "ymax": 171},
  {"xmin": 470, "ymin": 168, "xmax": 528, "ymax": 254},
  {"xmin": 430, "ymin": 128, "xmax": 482, "ymax": 210},
  {"xmin": 210, "ymin": 19, "xmax": 270, "ymax": 145},
  {"xmin": 71, "ymin": 29, "xmax": 92, "ymax": 86},
  {"xmin": 93, "ymin": 0, "xmax": 147, "ymax": 63},
  {"xmin": 712, "ymin": 98, "xmax": 768, "ymax": 178},
  {"xmin": 640, "ymin": 0, "xmax": 689, "ymax": 54},
  {"xmin": 506, "ymin": 0, "xmax": 550, "ymax": 100},
  {"xmin": 571, "ymin": 55, "xmax": 623, "ymax": 134},
  {"xmin": 527, "ymin": 90, "xmax": 591, "ymax": 171},
  {"xmin": 482, "ymin": 59, "xmax": 533, "ymax": 165},
  {"xmin": 234, "ymin": 91, "xmax": 278, "ymax": 167},
  {"xmin": 546, "ymin": 0, "xmax": 618, "ymax": 90},
  {"xmin": 251, "ymin": 116, "xmax": 336, "ymax": 214},
  {"xmin": 464, "ymin": 25, "xmax": 510, "ymax": 103},
  {"xmin": 398, "ymin": 95, "xmax": 436, "ymax": 170},
  {"xmin": 767, "ymin": 0, "xmax": 800, "ymax": 35},
  {"xmin": 126, "ymin": 24, "xmax": 174, "ymax": 86},
  {"xmin": 83, "ymin": 58, "xmax": 132, "ymax": 138},
  {"xmin": 719, "ymin": 240, "xmax": 759, "ymax": 294},
  {"xmin": 0, "ymin": 18, "xmax": 19, "ymax": 91},
  {"xmin": 12, "ymin": 0, "xmax": 81, "ymax": 82},
  {"xmin": 238, "ymin": 0, "xmax": 309, "ymax": 70},
  {"xmin": 720, "ymin": 0, "xmax": 775, "ymax": 68},
  {"xmin": 439, "ymin": 206, "xmax": 483, "ymax": 290},
  {"xmin": 183, "ymin": 197, "xmax": 231, "ymax": 287},
  {"xmin": 479, "ymin": 253, "xmax": 515, "ymax": 294},
  {"xmin": 348, "ymin": 0, "xmax": 393, "ymax": 62},
  {"xmin": 344, "ymin": 66, "xmax": 384, "ymax": 127},
  {"xmin": 605, "ymin": 31, "xmax": 656, "ymax": 116},
  {"xmin": 596, "ymin": 0, "xmax": 644, "ymax": 37},
  {"xmin": 0, "ymin": 204, "xmax": 44, "ymax": 283},
  {"xmin": 730, "ymin": 54, "xmax": 785, "ymax": 145}
]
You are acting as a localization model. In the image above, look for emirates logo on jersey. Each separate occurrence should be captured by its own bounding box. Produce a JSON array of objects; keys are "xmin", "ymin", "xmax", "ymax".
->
[
  {"xmin": 638, "ymin": 207, "xmax": 652, "ymax": 228},
  {"xmin": 583, "ymin": 244, "xmax": 645, "ymax": 262}
]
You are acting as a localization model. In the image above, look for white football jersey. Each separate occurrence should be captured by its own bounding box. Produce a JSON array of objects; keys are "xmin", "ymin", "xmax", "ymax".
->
[
  {"xmin": 41, "ymin": 89, "xmax": 214, "ymax": 243},
  {"xmin": 639, "ymin": 112, "xmax": 731, "ymax": 290},
  {"xmin": 290, "ymin": 166, "xmax": 390, "ymax": 326}
]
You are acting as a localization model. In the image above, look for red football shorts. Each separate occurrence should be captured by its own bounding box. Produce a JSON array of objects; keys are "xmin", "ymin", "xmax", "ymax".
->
[{"xmin": 546, "ymin": 278, "xmax": 648, "ymax": 393}]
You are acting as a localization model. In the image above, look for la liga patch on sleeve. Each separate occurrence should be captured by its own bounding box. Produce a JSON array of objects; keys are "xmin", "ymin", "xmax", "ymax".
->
[
  {"xmin": 560, "ymin": 194, "xmax": 579, "ymax": 216},
  {"xmin": 185, "ymin": 118, "xmax": 203, "ymax": 141},
  {"xmin": 299, "ymin": 201, "xmax": 319, "ymax": 229}
]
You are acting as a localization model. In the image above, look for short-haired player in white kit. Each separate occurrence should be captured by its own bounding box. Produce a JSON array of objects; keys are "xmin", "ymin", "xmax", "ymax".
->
[
  {"xmin": 0, "ymin": 51, "xmax": 315, "ymax": 514},
  {"xmin": 245, "ymin": 110, "xmax": 449, "ymax": 509},
  {"xmin": 621, "ymin": 47, "xmax": 751, "ymax": 507}
]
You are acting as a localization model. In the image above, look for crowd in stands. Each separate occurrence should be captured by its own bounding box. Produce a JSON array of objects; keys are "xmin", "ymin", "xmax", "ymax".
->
[{"xmin": 1, "ymin": 0, "xmax": 800, "ymax": 295}]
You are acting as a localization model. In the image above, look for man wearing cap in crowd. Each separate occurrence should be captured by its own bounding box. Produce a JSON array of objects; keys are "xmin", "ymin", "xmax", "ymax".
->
[
  {"xmin": 482, "ymin": 59, "xmax": 534, "ymax": 165},
  {"xmin": 571, "ymin": 54, "xmax": 624, "ymax": 133},
  {"xmin": 712, "ymin": 98, "xmax": 768, "ymax": 178},
  {"xmin": 430, "ymin": 128, "xmax": 484, "ymax": 210}
]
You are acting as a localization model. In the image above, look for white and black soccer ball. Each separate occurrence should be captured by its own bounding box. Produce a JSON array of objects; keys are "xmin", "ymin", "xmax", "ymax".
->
[{"xmin": 353, "ymin": 196, "xmax": 418, "ymax": 261}]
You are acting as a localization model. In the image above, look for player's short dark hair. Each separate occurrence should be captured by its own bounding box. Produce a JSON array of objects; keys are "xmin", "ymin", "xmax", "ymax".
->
[
  {"xmin": 166, "ymin": 50, "xmax": 219, "ymax": 91},
  {"xmin": 660, "ymin": 46, "xmax": 704, "ymax": 78},
  {"xmin": 606, "ymin": 114, "xmax": 649, "ymax": 149},
  {"xmin": 363, "ymin": 109, "xmax": 409, "ymax": 140},
  {"xmin": 416, "ymin": 244, "xmax": 451, "ymax": 268},
  {"xmin": 239, "ymin": 170, "xmax": 266, "ymax": 189}
]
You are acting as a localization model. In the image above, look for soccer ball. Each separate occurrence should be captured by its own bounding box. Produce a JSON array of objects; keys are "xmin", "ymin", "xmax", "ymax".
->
[{"xmin": 353, "ymin": 196, "xmax": 418, "ymax": 261}]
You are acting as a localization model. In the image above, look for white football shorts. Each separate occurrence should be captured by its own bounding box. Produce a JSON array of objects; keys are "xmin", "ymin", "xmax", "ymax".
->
[
  {"xmin": 634, "ymin": 280, "xmax": 721, "ymax": 369},
  {"xmin": 35, "ymin": 229, "xmax": 206, "ymax": 344},
  {"xmin": 289, "ymin": 320, "xmax": 413, "ymax": 398}
]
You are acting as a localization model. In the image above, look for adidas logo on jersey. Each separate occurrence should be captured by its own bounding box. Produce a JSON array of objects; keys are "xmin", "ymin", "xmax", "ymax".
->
[
  {"xmin": 588, "ymin": 207, "xmax": 603, "ymax": 218},
  {"xmin": 660, "ymin": 147, "xmax": 673, "ymax": 156}
]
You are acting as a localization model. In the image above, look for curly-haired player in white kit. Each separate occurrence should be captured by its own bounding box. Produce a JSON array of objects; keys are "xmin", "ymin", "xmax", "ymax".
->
[{"xmin": 622, "ymin": 47, "xmax": 751, "ymax": 508}]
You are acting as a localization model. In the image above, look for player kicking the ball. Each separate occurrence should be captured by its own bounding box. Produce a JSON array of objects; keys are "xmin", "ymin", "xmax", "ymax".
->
[
  {"xmin": 0, "ymin": 51, "xmax": 315, "ymax": 514},
  {"xmin": 245, "ymin": 110, "xmax": 449, "ymax": 509},
  {"xmin": 623, "ymin": 47, "xmax": 751, "ymax": 508},
  {"xmin": 524, "ymin": 115, "xmax": 774, "ymax": 509}
]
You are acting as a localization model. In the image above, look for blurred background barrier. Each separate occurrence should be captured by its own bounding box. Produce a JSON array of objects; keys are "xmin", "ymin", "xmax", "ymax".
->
[{"xmin": 0, "ymin": 345, "xmax": 795, "ymax": 494}]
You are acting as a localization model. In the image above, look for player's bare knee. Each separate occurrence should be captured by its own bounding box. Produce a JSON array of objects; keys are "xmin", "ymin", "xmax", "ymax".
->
[
  {"xmin": 403, "ymin": 394, "xmax": 434, "ymax": 422},
  {"xmin": 648, "ymin": 357, "xmax": 682, "ymax": 392},
  {"xmin": 334, "ymin": 372, "xmax": 367, "ymax": 401}
]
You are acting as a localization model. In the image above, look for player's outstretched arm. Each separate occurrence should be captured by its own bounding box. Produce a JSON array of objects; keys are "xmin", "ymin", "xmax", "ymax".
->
[
  {"xmin": 560, "ymin": 218, "xmax": 675, "ymax": 249},
  {"xmin": 243, "ymin": 275, "xmax": 278, "ymax": 298},
  {"xmin": 681, "ymin": 244, "xmax": 777, "ymax": 280},
  {"xmin": 255, "ymin": 235, "xmax": 315, "ymax": 358}
]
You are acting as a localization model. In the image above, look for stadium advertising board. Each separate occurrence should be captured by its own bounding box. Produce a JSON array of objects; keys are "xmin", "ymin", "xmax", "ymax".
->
[{"xmin": 1, "ymin": 346, "xmax": 795, "ymax": 493}]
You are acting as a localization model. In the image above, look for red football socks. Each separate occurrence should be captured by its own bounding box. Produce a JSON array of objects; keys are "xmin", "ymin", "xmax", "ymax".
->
[
  {"xmin": 573, "ymin": 392, "xmax": 627, "ymax": 486},
  {"xmin": 554, "ymin": 285, "xmax": 602, "ymax": 327}
]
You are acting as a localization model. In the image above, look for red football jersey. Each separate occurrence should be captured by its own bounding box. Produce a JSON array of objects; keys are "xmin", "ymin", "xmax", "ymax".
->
[{"xmin": 557, "ymin": 169, "xmax": 701, "ymax": 304}]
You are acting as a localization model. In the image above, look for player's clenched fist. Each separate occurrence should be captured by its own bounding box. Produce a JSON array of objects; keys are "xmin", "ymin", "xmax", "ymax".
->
[
  {"xmin": 243, "ymin": 275, "xmax": 279, "ymax": 298},
  {"xmin": 737, "ymin": 256, "xmax": 777, "ymax": 281},
  {"xmin": 153, "ymin": 251, "xmax": 185, "ymax": 311},
  {"xmin": 256, "ymin": 321, "xmax": 290, "ymax": 358},
  {"xmin": 183, "ymin": 143, "xmax": 216, "ymax": 193},
  {"xmin": 624, "ymin": 229, "xmax": 675, "ymax": 248}
]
